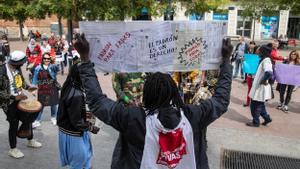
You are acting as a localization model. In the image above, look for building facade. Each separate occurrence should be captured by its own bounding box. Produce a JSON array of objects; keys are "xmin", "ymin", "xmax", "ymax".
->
[
  {"xmin": 1, "ymin": 3, "xmax": 299, "ymax": 40},
  {"xmin": 0, "ymin": 15, "xmax": 68, "ymax": 39},
  {"xmin": 152, "ymin": 3, "xmax": 299, "ymax": 40}
]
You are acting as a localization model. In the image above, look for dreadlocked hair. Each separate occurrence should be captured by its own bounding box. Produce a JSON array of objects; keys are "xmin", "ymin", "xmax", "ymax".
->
[{"xmin": 143, "ymin": 72, "xmax": 184, "ymax": 113}]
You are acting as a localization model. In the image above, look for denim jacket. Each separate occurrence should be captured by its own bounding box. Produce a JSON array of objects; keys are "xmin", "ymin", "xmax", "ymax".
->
[{"xmin": 32, "ymin": 64, "xmax": 59, "ymax": 86}]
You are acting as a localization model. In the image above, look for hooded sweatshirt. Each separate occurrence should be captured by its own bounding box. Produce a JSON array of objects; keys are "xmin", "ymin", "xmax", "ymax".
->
[{"xmin": 78, "ymin": 61, "xmax": 232, "ymax": 169}]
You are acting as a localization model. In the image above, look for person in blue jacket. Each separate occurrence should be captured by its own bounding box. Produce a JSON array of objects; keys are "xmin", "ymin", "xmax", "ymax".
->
[{"xmin": 32, "ymin": 52, "xmax": 60, "ymax": 127}]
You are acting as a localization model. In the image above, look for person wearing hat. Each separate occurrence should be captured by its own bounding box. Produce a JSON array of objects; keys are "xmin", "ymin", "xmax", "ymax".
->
[
  {"xmin": 247, "ymin": 45, "xmax": 273, "ymax": 127},
  {"xmin": 0, "ymin": 51, "xmax": 42, "ymax": 158}
]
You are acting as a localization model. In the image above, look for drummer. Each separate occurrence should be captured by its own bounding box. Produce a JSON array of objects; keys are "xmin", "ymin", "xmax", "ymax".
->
[{"xmin": 0, "ymin": 51, "xmax": 42, "ymax": 159}]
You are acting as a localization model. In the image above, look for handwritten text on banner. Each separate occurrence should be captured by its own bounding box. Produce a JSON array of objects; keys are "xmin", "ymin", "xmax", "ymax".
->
[{"xmin": 79, "ymin": 21, "xmax": 227, "ymax": 72}]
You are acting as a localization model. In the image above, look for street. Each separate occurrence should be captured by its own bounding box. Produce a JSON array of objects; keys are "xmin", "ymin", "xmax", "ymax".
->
[{"xmin": 0, "ymin": 41, "xmax": 299, "ymax": 169}]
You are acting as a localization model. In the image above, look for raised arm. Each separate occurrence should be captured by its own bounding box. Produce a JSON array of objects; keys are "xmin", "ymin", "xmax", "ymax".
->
[
  {"xmin": 74, "ymin": 34, "xmax": 130, "ymax": 132},
  {"xmin": 187, "ymin": 39, "xmax": 233, "ymax": 128}
]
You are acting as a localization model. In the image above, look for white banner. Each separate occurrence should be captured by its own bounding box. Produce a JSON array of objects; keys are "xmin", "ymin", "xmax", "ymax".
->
[{"xmin": 79, "ymin": 21, "xmax": 227, "ymax": 72}]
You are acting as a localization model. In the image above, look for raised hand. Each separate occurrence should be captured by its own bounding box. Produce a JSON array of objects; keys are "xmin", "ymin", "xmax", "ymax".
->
[
  {"xmin": 222, "ymin": 38, "xmax": 233, "ymax": 63},
  {"xmin": 73, "ymin": 33, "xmax": 90, "ymax": 63}
]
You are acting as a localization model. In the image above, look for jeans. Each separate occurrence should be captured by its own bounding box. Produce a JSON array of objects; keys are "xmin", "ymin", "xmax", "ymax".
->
[
  {"xmin": 234, "ymin": 58, "xmax": 244, "ymax": 78},
  {"xmin": 250, "ymin": 100, "xmax": 271, "ymax": 124},
  {"xmin": 36, "ymin": 105, "xmax": 58, "ymax": 121}
]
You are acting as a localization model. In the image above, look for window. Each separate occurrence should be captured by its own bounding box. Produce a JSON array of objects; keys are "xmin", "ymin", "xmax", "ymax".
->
[{"xmin": 236, "ymin": 10, "xmax": 252, "ymax": 38}]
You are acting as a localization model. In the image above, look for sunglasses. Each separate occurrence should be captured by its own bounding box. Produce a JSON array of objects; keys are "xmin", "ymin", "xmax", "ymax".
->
[{"xmin": 43, "ymin": 58, "xmax": 51, "ymax": 61}]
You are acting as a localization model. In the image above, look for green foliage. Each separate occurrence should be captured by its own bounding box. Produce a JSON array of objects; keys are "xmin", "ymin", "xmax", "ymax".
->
[
  {"xmin": 276, "ymin": 0, "xmax": 300, "ymax": 14},
  {"xmin": 0, "ymin": 0, "xmax": 32, "ymax": 23},
  {"xmin": 67, "ymin": 0, "xmax": 171, "ymax": 21},
  {"xmin": 181, "ymin": 0, "xmax": 230, "ymax": 16},
  {"xmin": 0, "ymin": 0, "xmax": 235, "ymax": 22},
  {"xmin": 28, "ymin": 0, "xmax": 52, "ymax": 19},
  {"xmin": 238, "ymin": 0, "xmax": 278, "ymax": 20}
]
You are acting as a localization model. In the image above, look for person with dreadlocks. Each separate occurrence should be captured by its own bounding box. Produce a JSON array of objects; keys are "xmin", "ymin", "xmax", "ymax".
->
[
  {"xmin": 57, "ymin": 57, "xmax": 99, "ymax": 169},
  {"xmin": 74, "ymin": 33, "xmax": 233, "ymax": 169}
]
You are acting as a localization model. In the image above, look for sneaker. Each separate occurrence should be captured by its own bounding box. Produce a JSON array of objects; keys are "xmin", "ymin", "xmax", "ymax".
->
[
  {"xmin": 282, "ymin": 105, "xmax": 288, "ymax": 113},
  {"xmin": 32, "ymin": 121, "xmax": 41, "ymax": 128},
  {"xmin": 293, "ymin": 87, "xmax": 298, "ymax": 92},
  {"xmin": 276, "ymin": 103, "xmax": 283, "ymax": 110},
  {"xmin": 8, "ymin": 148, "xmax": 24, "ymax": 159},
  {"xmin": 27, "ymin": 139, "xmax": 42, "ymax": 148},
  {"xmin": 51, "ymin": 118, "xmax": 57, "ymax": 125}
]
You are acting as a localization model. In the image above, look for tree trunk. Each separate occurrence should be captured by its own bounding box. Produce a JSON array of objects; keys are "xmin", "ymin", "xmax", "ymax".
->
[
  {"xmin": 18, "ymin": 20, "xmax": 24, "ymax": 41},
  {"xmin": 252, "ymin": 18, "xmax": 256, "ymax": 41},
  {"xmin": 67, "ymin": 18, "xmax": 73, "ymax": 43},
  {"xmin": 58, "ymin": 16, "xmax": 63, "ymax": 37}
]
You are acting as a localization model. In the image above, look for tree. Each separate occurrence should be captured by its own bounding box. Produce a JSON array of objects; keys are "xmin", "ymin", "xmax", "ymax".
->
[
  {"xmin": 238, "ymin": 0, "xmax": 278, "ymax": 40},
  {"xmin": 277, "ymin": 0, "xmax": 300, "ymax": 15},
  {"xmin": 0, "ymin": 0, "xmax": 34, "ymax": 41},
  {"xmin": 181, "ymin": 0, "xmax": 230, "ymax": 17}
]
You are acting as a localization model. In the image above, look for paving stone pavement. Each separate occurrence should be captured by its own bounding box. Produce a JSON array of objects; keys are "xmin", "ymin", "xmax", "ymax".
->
[{"xmin": 0, "ymin": 41, "xmax": 299, "ymax": 169}]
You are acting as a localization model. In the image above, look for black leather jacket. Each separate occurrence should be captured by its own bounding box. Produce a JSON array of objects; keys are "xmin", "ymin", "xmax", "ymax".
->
[
  {"xmin": 78, "ymin": 61, "xmax": 233, "ymax": 169},
  {"xmin": 57, "ymin": 84, "xmax": 88, "ymax": 136}
]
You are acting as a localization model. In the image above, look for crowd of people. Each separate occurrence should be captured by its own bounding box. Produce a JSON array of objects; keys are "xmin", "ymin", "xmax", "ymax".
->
[
  {"xmin": 0, "ymin": 31, "xmax": 299, "ymax": 169},
  {"xmin": 0, "ymin": 32, "xmax": 87, "ymax": 160},
  {"xmin": 231, "ymin": 36, "xmax": 299, "ymax": 127}
]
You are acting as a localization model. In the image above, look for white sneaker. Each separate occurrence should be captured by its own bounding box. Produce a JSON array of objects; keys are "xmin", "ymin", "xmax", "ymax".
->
[
  {"xmin": 32, "ymin": 121, "xmax": 41, "ymax": 128},
  {"xmin": 27, "ymin": 139, "xmax": 42, "ymax": 148},
  {"xmin": 51, "ymin": 118, "xmax": 57, "ymax": 125},
  {"xmin": 282, "ymin": 105, "xmax": 289, "ymax": 113},
  {"xmin": 8, "ymin": 148, "xmax": 24, "ymax": 159}
]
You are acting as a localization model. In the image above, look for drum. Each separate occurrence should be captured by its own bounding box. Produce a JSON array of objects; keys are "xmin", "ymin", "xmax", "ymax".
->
[{"xmin": 16, "ymin": 100, "xmax": 42, "ymax": 138}]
